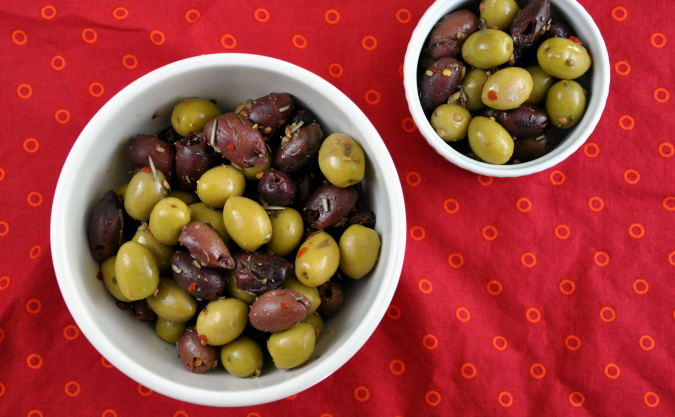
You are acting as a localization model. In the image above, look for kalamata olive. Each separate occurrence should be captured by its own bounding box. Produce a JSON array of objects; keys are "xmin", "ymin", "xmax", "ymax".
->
[
  {"xmin": 344, "ymin": 208, "xmax": 376, "ymax": 229},
  {"xmin": 178, "ymin": 325, "xmax": 217, "ymax": 373},
  {"xmin": 89, "ymin": 190, "xmax": 123, "ymax": 260},
  {"xmin": 157, "ymin": 125, "xmax": 182, "ymax": 145},
  {"xmin": 258, "ymin": 169, "xmax": 297, "ymax": 206},
  {"xmin": 290, "ymin": 107, "xmax": 315, "ymax": 126},
  {"xmin": 249, "ymin": 289, "xmax": 311, "ymax": 332},
  {"xmin": 232, "ymin": 252, "xmax": 294, "ymax": 295},
  {"xmin": 506, "ymin": 42, "xmax": 538, "ymax": 67},
  {"xmin": 304, "ymin": 184, "xmax": 358, "ymax": 230},
  {"xmin": 495, "ymin": 104, "xmax": 548, "ymax": 137},
  {"xmin": 291, "ymin": 164, "xmax": 322, "ymax": 211},
  {"xmin": 115, "ymin": 300, "xmax": 157, "ymax": 320},
  {"xmin": 126, "ymin": 135, "xmax": 175, "ymax": 181},
  {"xmin": 203, "ymin": 113, "xmax": 268, "ymax": 169},
  {"xmin": 317, "ymin": 281, "xmax": 344, "ymax": 314},
  {"xmin": 273, "ymin": 123, "xmax": 323, "ymax": 173},
  {"xmin": 542, "ymin": 19, "xmax": 574, "ymax": 40},
  {"xmin": 512, "ymin": 132, "xmax": 551, "ymax": 163},
  {"xmin": 178, "ymin": 221, "xmax": 235, "ymax": 269},
  {"xmin": 420, "ymin": 57, "xmax": 464, "ymax": 115},
  {"xmin": 244, "ymin": 93, "xmax": 294, "ymax": 129},
  {"xmin": 171, "ymin": 252, "xmax": 227, "ymax": 300},
  {"xmin": 175, "ymin": 133, "xmax": 214, "ymax": 191},
  {"xmin": 510, "ymin": 0, "xmax": 551, "ymax": 46},
  {"xmin": 428, "ymin": 10, "xmax": 479, "ymax": 60}
]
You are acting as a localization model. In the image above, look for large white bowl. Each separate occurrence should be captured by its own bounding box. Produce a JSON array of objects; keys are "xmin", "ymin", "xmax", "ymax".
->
[
  {"xmin": 50, "ymin": 54, "xmax": 406, "ymax": 407},
  {"xmin": 404, "ymin": 0, "xmax": 610, "ymax": 177}
]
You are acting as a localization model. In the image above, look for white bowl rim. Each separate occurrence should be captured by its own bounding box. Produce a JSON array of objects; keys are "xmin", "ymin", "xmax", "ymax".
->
[
  {"xmin": 50, "ymin": 53, "xmax": 407, "ymax": 407},
  {"xmin": 403, "ymin": 0, "xmax": 611, "ymax": 178}
]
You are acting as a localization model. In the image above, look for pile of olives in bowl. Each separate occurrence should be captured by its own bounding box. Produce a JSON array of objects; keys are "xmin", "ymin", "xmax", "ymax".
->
[
  {"xmin": 87, "ymin": 93, "xmax": 381, "ymax": 376},
  {"xmin": 418, "ymin": 0, "xmax": 592, "ymax": 164}
]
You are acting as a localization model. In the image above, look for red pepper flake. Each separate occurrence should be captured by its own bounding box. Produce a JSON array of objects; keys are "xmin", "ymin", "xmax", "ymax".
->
[
  {"xmin": 297, "ymin": 247, "xmax": 308, "ymax": 258},
  {"xmin": 140, "ymin": 167, "xmax": 151, "ymax": 174},
  {"xmin": 189, "ymin": 282, "xmax": 196, "ymax": 291},
  {"xmin": 225, "ymin": 145, "xmax": 234, "ymax": 151},
  {"xmin": 281, "ymin": 302, "xmax": 288, "ymax": 309},
  {"xmin": 306, "ymin": 232, "xmax": 317, "ymax": 240},
  {"xmin": 204, "ymin": 309, "xmax": 208, "ymax": 316},
  {"xmin": 488, "ymin": 91, "xmax": 498, "ymax": 101},
  {"xmin": 96, "ymin": 271, "xmax": 102, "ymax": 281},
  {"xmin": 149, "ymin": 229, "xmax": 154, "ymax": 237},
  {"xmin": 199, "ymin": 334, "xmax": 208, "ymax": 343},
  {"xmin": 569, "ymin": 36, "xmax": 582, "ymax": 46}
]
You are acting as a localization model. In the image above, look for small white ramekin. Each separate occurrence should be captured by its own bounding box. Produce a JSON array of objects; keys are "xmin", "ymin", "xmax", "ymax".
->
[
  {"xmin": 404, "ymin": 0, "xmax": 610, "ymax": 177},
  {"xmin": 51, "ymin": 54, "xmax": 406, "ymax": 407}
]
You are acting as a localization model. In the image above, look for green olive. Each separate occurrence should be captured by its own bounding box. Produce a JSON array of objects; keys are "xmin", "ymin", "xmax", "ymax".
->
[
  {"xmin": 481, "ymin": 67, "xmax": 533, "ymax": 110},
  {"xmin": 318, "ymin": 134, "xmax": 366, "ymax": 188},
  {"xmin": 168, "ymin": 190, "xmax": 200, "ymax": 206},
  {"xmin": 241, "ymin": 151, "xmax": 272, "ymax": 181},
  {"xmin": 188, "ymin": 203, "xmax": 234, "ymax": 247},
  {"xmin": 526, "ymin": 66, "xmax": 555, "ymax": 105},
  {"xmin": 468, "ymin": 116, "xmax": 514, "ymax": 164},
  {"xmin": 115, "ymin": 241, "xmax": 159, "ymax": 301},
  {"xmin": 461, "ymin": 29, "xmax": 514, "ymax": 69},
  {"xmin": 155, "ymin": 319, "xmax": 185, "ymax": 344},
  {"xmin": 461, "ymin": 69, "xmax": 489, "ymax": 112},
  {"xmin": 196, "ymin": 165, "xmax": 246, "ymax": 208},
  {"xmin": 295, "ymin": 232, "xmax": 339, "ymax": 287},
  {"xmin": 117, "ymin": 183, "xmax": 129, "ymax": 197},
  {"xmin": 267, "ymin": 208, "xmax": 303, "ymax": 257},
  {"xmin": 225, "ymin": 270, "xmax": 257, "ymax": 305},
  {"xmin": 171, "ymin": 97, "xmax": 222, "ymax": 137},
  {"xmin": 301, "ymin": 312, "xmax": 324, "ymax": 341},
  {"xmin": 101, "ymin": 255, "xmax": 131, "ymax": 302},
  {"xmin": 132, "ymin": 230, "xmax": 174, "ymax": 274},
  {"xmin": 223, "ymin": 196, "xmax": 272, "ymax": 251},
  {"xmin": 339, "ymin": 225, "xmax": 381, "ymax": 279},
  {"xmin": 267, "ymin": 323, "xmax": 316, "ymax": 370},
  {"xmin": 124, "ymin": 169, "xmax": 168, "ymax": 222},
  {"xmin": 234, "ymin": 102, "xmax": 246, "ymax": 113},
  {"xmin": 480, "ymin": 0, "xmax": 520, "ymax": 30},
  {"xmin": 196, "ymin": 299, "xmax": 248, "ymax": 346},
  {"xmin": 546, "ymin": 80, "xmax": 586, "ymax": 129},
  {"xmin": 537, "ymin": 38, "xmax": 592, "ymax": 80},
  {"xmin": 146, "ymin": 277, "xmax": 197, "ymax": 323},
  {"xmin": 284, "ymin": 276, "xmax": 321, "ymax": 314},
  {"xmin": 430, "ymin": 104, "xmax": 472, "ymax": 142},
  {"xmin": 148, "ymin": 197, "xmax": 191, "ymax": 246},
  {"xmin": 220, "ymin": 335, "xmax": 263, "ymax": 378}
]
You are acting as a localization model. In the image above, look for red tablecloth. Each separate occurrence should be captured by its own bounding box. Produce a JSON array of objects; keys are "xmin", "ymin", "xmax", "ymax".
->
[{"xmin": 1, "ymin": 1, "xmax": 674, "ymax": 416}]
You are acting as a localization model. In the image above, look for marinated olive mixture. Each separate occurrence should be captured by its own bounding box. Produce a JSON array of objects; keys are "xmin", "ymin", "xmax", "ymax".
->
[
  {"xmin": 88, "ymin": 93, "xmax": 381, "ymax": 375},
  {"xmin": 419, "ymin": 0, "xmax": 591, "ymax": 164}
]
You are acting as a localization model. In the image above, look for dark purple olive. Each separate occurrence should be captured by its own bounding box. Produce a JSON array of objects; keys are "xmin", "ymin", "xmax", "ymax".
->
[
  {"xmin": 510, "ymin": 0, "xmax": 551, "ymax": 46},
  {"xmin": 126, "ymin": 135, "xmax": 175, "ymax": 181},
  {"xmin": 291, "ymin": 164, "xmax": 322, "ymax": 211},
  {"xmin": 506, "ymin": 42, "xmax": 539, "ymax": 67},
  {"xmin": 420, "ymin": 57, "xmax": 464, "ymax": 115},
  {"xmin": 249, "ymin": 289, "xmax": 311, "ymax": 332},
  {"xmin": 244, "ymin": 93, "xmax": 294, "ymax": 129},
  {"xmin": 243, "ymin": 323, "xmax": 270, "ymax": 355},
  {"xmin": 115, "ymin": 300, "xmax": 157, "ymax": 320},
  {"xmin": 344, "ymin": 208, "xmax": 376, "ymax": 229},
  {"xmin": 232, "ymin": 252, "xmax": 294, "ymax": 295},
  {"xmin": 258, "ymin": 169, "xmax": 297, "ymax": 206},
  {"xmin": 203, "ymin": 113, "xmax": 268, "ymax": 169},
  {"xmin": 88, "ymin": 190, "xmax": 123, "ymax": 260},
  {"xmin": 178, "ymin": 221, "xmax": 235, "ymax": 269},
  {"xmin": 317, "ymin": 281, "xmax": 344, "ymax": 314},
  {"xmin": 171, "ymin": 252, "xmax": 227, "ymax": 300},
  {"xmin": 542, "ymin": 19, "xmax": 575, "ymax": 40},
  {"xmin": 495, "ymin": 104, "xmax": 548, "ymax": 137},
  {"xmin": 428, "ymin": 10, "xmax": 478, "ymax": 60},
  {"xmin": 178, "ymin": 325, "xmax": 217, "ymax": 373},
  {"xmin": 304, "ymin": 184, "xmax": 358, "ymax": 230},
  {"xmin": 175, "ymin": 133, "xmax": 214, "ymax": 191},
  {"xmin": 512, "ymin": 132, "xmax": 551, "ymax": 163},
  {"xmin": 157, "ymin": 125, "xmax": 182, "ymax": 145},
  {"xmin": 290, "ymin": 107, "xmax": 315, "ymax": 126},
  {"xmin": 273, "ymin": 123, "xmax": 323, "ymax": 173}
]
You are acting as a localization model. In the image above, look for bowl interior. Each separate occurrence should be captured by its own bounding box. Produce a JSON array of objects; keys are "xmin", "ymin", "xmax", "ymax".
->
[
  {"xmin": 404, "ymin": 0, "xmax": 610, "ymax": 176},
  {"xmin": 51, "ymin": 54, "xmax": 405, "ymax": 406}
]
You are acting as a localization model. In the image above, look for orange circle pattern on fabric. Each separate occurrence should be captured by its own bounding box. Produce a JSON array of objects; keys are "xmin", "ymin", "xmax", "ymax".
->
[
  {"xmin": 26, "ymin": 299, "xmax": 41, "ymax": 314},
  {"xmin": 633, "ymin": 279, "xmax": 649, "ymax": 294},
  {"xmin": 526, "ymin": 307, "xmax": 541, "ymax": 323},
  {"xmin": 389, "ymin": 359, "xmax": 405, "ymax": 375},
  {"xmin": 565, "ymin": 335, "xmax": 581, "ymax": 351},
  {"xmin": 0, "ymin": 222, "xmax": 8, "ymax": 237},
  {"xmin": 41, "ymin": 5, "xmax": 56, "ymax": 19},
  {"xmin": 654, "ymin": 88, "xmax": 670, "ymax": 103},
  {"xmin": 354, "ymin": 386, "xmax": 370, "ymax": 402},
  {"xmin": 0, "ymin": 328, "xmax": 4, "ymax": 342},
  {"xmin": 365, "ymin": 89, "xmax": 380, "ymax": 105},
  {"xmin": 149, "ymin": 30, "xmax": 165, "ymax": 45},
  {"xmin": 444, "ymin": 198, "xmax": 459, "ymax": 214},
  {"xmin": 559, "ymin": 279, "xmax": 576, "ymax": 295},
  {"xmin": 173, "ymin": 412, "xmax": 188, "ymax": 417},
  {"xmin": 629, "ymin": 223, "xmax": 645, "ymax": 238},
  {"xmin": 658, "ymin": 142, "xmax": 674, "ymax": 158},
  {"xmin": 555, "ymin": 224, "xmax": 570, "ymax": 240},
  {"xmin": 448, "ymin": 253, "xmax": 464, "ymax": 268},
  {"xmin": 185, "ymin": 9, "xmax": 200, "ymax": 23},
  {"xmin": 12, "ymin": 30, "xmax": 27, "ymax": 45},
  {"xmin": 51, "ymin": 55, "xmax": 66, "ymax": 71},
  {"xmin": 246, "ymin": 413, "xmax": 261, "ymax": 417},
  {"xmin": 569, "ymin": 392, "xmax": 585, "ymax": 407},
  {"xmin": 0, "ymin": 382, "xmax": 4, "ymax": 397},
  {"xmin": 498, "ymin": 392, "xmax": 513, "ymax": 407},
  {"xmin": 26, "ymin": 353, "xmax": 43, "ymax": 369},
  {"xmin": 493, "ymin": 335, "xmax": 507, "ymax": 351},
  {"xmin": 17, "ymin": 84, "xmax": 32, "ymax": 99},
  {"xmin": 29, "ymin": 245, "xmax": 41, "ymax": 259},
  {"xmin": 406, "ymin": 171, "xmax": 421, "ymax": 186},
  {"xmin": 254, "ymin": 8, "xmax": 270, "ymax": 22},
  {"xmin": 584, "ymin": 142, "xmax": 600, "ymax": 157},
  {"xmin": 138, "ymin": 384, "xmax": 152, "ymax": 396},
  {"xmin": 619, "ymin": 115, "xmax": 635, "ymax": 130},
  {"xmin": 102, "ymin": 410, "xmax": 118, "ymax": 417},
  {"xmin": 396, "ymin": 9, "xmax": 411, "ymax": 24},
  {"xmin": 0, "ymin": 168, "xmax": 4, "ymax": 182},
  {"xmin": 530, "ymin": 363, "xmax": 546, "ymax": 379},
  {"xmin": 89, "ymin": 82, "xmax": 105, "ymax": 97},
  {"xmin": 614, "ymin": 61, "xmax": 631, "ymax": 75},
  {"xmin": 418, "ymin": 279, "xmax": 432, "ymax": 294},
  {"xmin": 401, "ymin": 117, "xmax": 417, "ymax": 133},
  {"xmin": 423, "ymin": 334, "xmax": 438, "ymax": 350},
  {"xmin": 221, "ymin": 34, "xmax": 237, "ymax": 49},
  {"xmin": 600, "ymin": 307, "xmax": 616, "ymax": 323},
  {"xmin": 487, "ymin": 280, "xmax": 503, "ymax": 296},
  {"xmin": 82, "ymin": 28, "xmax": 97, "ymax": 43},
  {"xmin": 325, "ymin": 9, "xmax": 340, "ymax": 24},
  {"xmin": 54, "ymin": 109, "xmax": 71, "ymax": 124},
  {"xmin": 122, "ymin": 55, "xmax": 138, "ymax": 69},
  {"xmin": 285, "ymin": 395, "xmax": 296, "ymax": 400},
  {"xmin": 292, "ymin": 34, "xmax": 307, "ymax": 49},
  {"xmin": 644, "ymin": 392, "xmax": 660, "ymax": 408},
  {"xmin": 651, "ymin": 33, "xmax": 667, "ymax": 48},
  {"xmin": 410, "ymin": 226, "xmax": 425, "ymax": 241},
  {"xmin": 611, "ymin": 6, "xmax": 628, "ymax": 21},
  {"xmin": 550, "ymin": 170, "xmax": 565, "ymax": 185},
  {"xmin": 361, "ymin": 36, "xmax": 377, "ymax": 50},
  {"xmin": 328, "ymin": 63, "xmax": 343, "ymax": 78},
  {"xmin": 387, "ymin": 304, "xmax": 401, "ymax": 320},
  {"xmin": 27, "ymin": 411, "xmax": 43, "ymax": 417},
  {"xmin": 398, "ymin": 63, "xmax": 404, "ymax": 77},
  {"xmin": 477, "ymin": 175, "xmax": 493, "ymax": 186},
  {"xmin": 639, "ymin": 335, "xmax": 655, "ymax": 351},
  {"xmin": 594, "ymin": 251, "xmax": 610, "ymax": 267},
  {"xmin": 426, "ymin": 391, "xmax": 441, "ymax": 407},
  {"xmin": 0, "ymin": 276, "xmax": 9, "ymax": 291},
  {"xmin": 112, "ymin": 7, "xmax": 128, "ymax": 19},
  {"xmin": 516, "ymin": 197, "xmax": 532, "ymax": 212},
  {"xmin": 669, "ymin": 251, "xmax": 675, "ymax": 267},
  {"xmin": 482, "ymin": 225, "xmax": 498, "ymax": 241},
  {"xmin": 100, "ymin": 356, "xmax": 113, "ymax": 369},
  {"xmin": 63, "ymin": 325, "xmax": 79, "ymax": 340},
  {"xmin": 461, "ymin": 363, "xmax": 476, "ymax": 379},
  {"xmin": 65, "ymin": 381, "xmax": 81, "ymax": 397},
  {"xmin": 27, "ymin": 192, "xmax": 43, "ymax": 207},
  {"xmin": 456, "ymin": 307, "xmax": 470, "ymax": 322},
  {"xmin": 521, "ymin": 252, "xmax": 537, "ymax": 268},
  {"xmin": 23, "ymin": 138, "xmax": 39, "ymax": 153},
  {"xmin": 589, "ymin": 196, "xmax": 604, "ymax": 212},
  {"xmin": 605, "ymin": 363, "xmax": 620, "ymax": 379}
]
